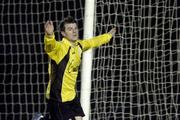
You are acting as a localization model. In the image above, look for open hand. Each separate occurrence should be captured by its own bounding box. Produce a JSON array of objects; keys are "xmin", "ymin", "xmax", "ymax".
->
[
  {"xmin": 108, "ymin": 27, "xmax": 116, "ymax": 37},
  {"xmin": 44, "ymin": 20, "xmax": 54, "ymax": 35}
]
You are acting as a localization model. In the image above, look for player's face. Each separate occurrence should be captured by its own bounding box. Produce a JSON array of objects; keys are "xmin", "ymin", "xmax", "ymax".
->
[{"xmin": 61, "ymin": 23, "xmax": 79, "ymax": 42}]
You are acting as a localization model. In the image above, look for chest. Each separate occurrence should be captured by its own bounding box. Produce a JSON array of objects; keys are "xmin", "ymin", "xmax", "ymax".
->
[{"xmin": 69, "ymin": 46, "xmax": 82, "ymax": 64}]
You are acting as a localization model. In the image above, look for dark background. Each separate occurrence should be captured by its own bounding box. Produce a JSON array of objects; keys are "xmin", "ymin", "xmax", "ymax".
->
[
  {"xmin": 0, "ymin": 0, "xmax": 85, "ymax": 120},
  {"xmin": 0, "ymin": 0, "xmax": 180, "ymax": 120},
  {"xmin": 92, "ymin": 0, "xmax": 180, "ymax": 119}
]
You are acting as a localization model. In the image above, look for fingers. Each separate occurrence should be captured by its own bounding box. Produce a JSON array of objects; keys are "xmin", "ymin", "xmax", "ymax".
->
[
  {"xmin": 44, "ymin": 20, "xmax": 53, "ymax": 28},
  {"xmin": 112, "ymin": 27, "xmax": 116, "ymax": 32},
  {"xmin": 47, "ymin": 20, "xmax": 53, "ymax": 25},
  {"xmin": 44, "ymin": 20, "xmax": 54, "ymax": 35},
  {"xmin": 108, "ymin": 27, "xmax": 116, "ymax": 36}
]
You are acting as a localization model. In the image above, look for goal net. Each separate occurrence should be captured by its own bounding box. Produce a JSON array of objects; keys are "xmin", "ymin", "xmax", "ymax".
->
[
  {"xmin": 0, "ymin": 0, "xmax": 85, "ymax": 120},
  {"xmin": 0, "ymin": 0, "xmax": 179, "ymax": 120},
  {"xmin": 91, "ymin": 0, "xmax": 179, "ymax": 120}
]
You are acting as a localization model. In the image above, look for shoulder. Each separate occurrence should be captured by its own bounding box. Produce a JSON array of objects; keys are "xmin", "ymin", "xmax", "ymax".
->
[{"xmin": 76, "ymin": 40, "xmax": 83, "ymax": 50}]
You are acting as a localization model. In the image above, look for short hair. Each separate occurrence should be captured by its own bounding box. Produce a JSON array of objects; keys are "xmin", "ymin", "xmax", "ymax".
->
[{"xmin": 59, "ymin": 16, "xmax": 78, "ymax": 32}]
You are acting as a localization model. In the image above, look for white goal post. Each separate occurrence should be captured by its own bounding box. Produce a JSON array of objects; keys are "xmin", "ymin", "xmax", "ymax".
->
[
  {"xmin": 80, "ymin": 0, "xmax": 95, "ymax": 120},
  {"xmin": 0, "ymin": 0, "xmax": 179, "ymax": 120}
]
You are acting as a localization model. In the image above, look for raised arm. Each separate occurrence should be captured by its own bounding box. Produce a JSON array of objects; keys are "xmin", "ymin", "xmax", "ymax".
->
[
  {"xmin": 79, "ymin": 27, "xmax": 116, "ymax": 51},
  {"xmin": 44, "ymin": 20, "xmax": 54, "ymax": 36},
  {"xmin": 44, "ymin": 20, "xmax": 56, "ymax": 53}
]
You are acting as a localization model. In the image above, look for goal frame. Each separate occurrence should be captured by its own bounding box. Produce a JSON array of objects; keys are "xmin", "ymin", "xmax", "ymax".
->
[{"xmin": 80, "ymin": 0, "xmax": 95, "ymax": 120}]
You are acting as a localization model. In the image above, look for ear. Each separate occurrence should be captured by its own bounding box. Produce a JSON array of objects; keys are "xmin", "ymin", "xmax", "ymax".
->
[{"xmin": 61, "ymin": 31, "xmax": 66, "ymax": 37}]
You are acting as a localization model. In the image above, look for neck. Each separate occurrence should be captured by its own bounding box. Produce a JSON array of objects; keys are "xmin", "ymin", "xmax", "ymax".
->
[
  {"xmin": 69, "ymin": 40, "xmax": 76, "ymax": 46},
  {"xmin": 66, "ymin": 38, "xmax": 76, "ymax": 46},
  {"xmin": 63, "ymin": 37, "xmax": 77, "ymax": 46}
]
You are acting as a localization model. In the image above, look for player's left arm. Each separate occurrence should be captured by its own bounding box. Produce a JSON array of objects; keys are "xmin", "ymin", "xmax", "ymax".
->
[
  {"xmin": 108, "ymin": 27, "xmax": 116, "ymax": 37},
  {"xmin": 79, "ymin": 27, "xmax": 116, "ymax": 51}
]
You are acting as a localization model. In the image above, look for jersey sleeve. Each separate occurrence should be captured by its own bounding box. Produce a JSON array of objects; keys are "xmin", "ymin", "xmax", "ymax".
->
[
  {"xmin": 79, "ymin": 33, "xmax": 112, "ymax": 51},
  {"xmin": 44, "ymin": 33, "xmax": 62, "ymax": 63},
  {"xmin": 44, "ymin": 33, "xmax": 56, "ymax": 53}
]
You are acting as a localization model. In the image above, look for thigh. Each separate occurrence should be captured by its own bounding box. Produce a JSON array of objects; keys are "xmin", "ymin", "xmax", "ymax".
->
[
  {"xmin": 69, "ymin": 97, "xmax": 85, "ymax": 117},
  {"xmin": 47, "ymin": 98, "xmax": 85, "ymax": 120},
  {"xmin": 60, "ymin": 97, "xmax": 85, "ymax": 119},
  {"xmin": 47, "ymin": 100, "xmax": 63, "ymax": 120}
]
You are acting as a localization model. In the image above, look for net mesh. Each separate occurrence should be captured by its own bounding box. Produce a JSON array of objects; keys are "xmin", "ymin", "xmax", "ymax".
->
[
  {"xmin": 0, "ymin": 0, "xmax": 84, "ymax": 120},
  {"xmin": 0, "ymin": 0, "xmax": 179, "ymax": 120},
  {"xmin": 91, "ymin": 0, "xmax": 180, "ymax": 120}
]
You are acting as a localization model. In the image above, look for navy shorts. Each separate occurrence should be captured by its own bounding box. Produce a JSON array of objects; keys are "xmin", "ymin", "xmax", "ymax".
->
[{"xmin": 47, "ymin": 97, "xmax": 85, "ymax": 120}]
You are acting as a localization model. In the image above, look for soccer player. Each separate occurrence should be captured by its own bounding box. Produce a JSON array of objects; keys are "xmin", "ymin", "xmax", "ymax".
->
[{"xmin": 44, "ymin": 16, "xmax": 116, "ymax": 120}]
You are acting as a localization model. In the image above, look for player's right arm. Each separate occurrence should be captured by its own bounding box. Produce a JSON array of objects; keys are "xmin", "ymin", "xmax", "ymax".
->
[
  {"xmin": 44, "ymin": 20, "xmax": 63, "ymax": 64},
  {"xmin": 44, "ymin": 20, "xmax": 56, "ymax": 53}
]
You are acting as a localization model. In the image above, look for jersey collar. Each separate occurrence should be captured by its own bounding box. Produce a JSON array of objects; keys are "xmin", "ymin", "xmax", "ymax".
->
[{"xmin": 62, "ymin": 37, "xmax": 80, "ymax": 47}]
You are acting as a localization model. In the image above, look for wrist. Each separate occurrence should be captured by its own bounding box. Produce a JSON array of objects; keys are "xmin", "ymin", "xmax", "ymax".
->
[{"xmin": 45, "ymin": 33, "xmax": 54, "ymax": 38}]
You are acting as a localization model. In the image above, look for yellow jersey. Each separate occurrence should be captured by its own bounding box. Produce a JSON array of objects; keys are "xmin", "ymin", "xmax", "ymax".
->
[{"xmin": 44, "ymin": 33, "xmax": 112, "ymax": 102}]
